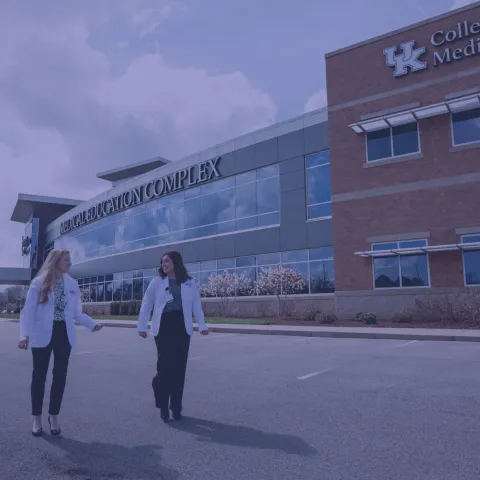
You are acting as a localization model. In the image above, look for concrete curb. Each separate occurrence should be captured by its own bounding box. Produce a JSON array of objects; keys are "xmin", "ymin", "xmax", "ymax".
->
[
  {"xmin": 4, "ymin": 319, "xmax": 480, "ymax": 343},
  {"xmin": 98, "ymin": 321, "xmax": 480, "ymax": 343}
]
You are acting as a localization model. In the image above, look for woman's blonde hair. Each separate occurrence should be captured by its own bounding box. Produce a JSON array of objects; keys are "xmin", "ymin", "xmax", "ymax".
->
[{"xmin": 36, "ymin": 249, "xmax": 70, "ymax": 304}]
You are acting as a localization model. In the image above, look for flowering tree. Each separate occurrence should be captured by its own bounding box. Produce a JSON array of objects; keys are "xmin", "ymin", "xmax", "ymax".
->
[
  {"xmin": 199, "ymin": 271, "xmax": 255, "ymax": 316},
  {"xmin": 255, "ymin": 266, "xmax": 307, "ymax": 317}
]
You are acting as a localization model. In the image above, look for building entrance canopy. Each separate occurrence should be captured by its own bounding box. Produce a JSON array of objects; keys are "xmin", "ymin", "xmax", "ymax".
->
[{"xmin": 0, "ymin": 267, "xmax": 31, "ymax": 285}]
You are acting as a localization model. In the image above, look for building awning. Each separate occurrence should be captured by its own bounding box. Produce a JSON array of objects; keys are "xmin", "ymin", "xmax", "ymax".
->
[
  {"xmin": 355, "ymin": 242, "xmax": 480, "ymax": 258},
  {"xmin": 96, "ymin": 156, "xmax": 170, "ymax": 183},
  {"xmin": 349, "ymin": 93, "xmax": 480, "ymax": 134},
  {"xmin": 0, "ymin": 267, "xmax": 31, "ymax": 285}
]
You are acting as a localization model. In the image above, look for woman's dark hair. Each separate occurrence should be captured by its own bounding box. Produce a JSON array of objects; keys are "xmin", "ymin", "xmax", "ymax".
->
[{"xmin": 158, "ymin": 251, "xmax": 191, "ymax": 284}]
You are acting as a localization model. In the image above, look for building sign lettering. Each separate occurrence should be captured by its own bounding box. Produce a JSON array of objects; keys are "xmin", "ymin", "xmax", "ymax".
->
[
  {"xmin": 60, "ymin": 157, "xmax": 221, "ymax": 235},
  {"xmin": 384, "ymin": 19, "xmax": 480, "ymax": 77}
]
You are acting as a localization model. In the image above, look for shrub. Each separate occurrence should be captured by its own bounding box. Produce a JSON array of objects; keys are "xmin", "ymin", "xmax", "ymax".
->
[
  {"xmin": 357, "ymin": 312, "xmax": 377, "ymax": 325},
  {"xmin": 390, "ymin": 309, "xmax": 414, "ymax": 324},
  {"xmin": 314, "ymin": 311, "xmax": 337, "ymax": 324},
  {"xmin": 110, "ymin": 302, "xmax": 120, "ymax": 316},
  {"xmin": 303, "ymin": 307, "xmax": 319, "ymax": 322},
  {"xmin": 120, "ymin": 302, "xmax": 130, "ymax": 316}
]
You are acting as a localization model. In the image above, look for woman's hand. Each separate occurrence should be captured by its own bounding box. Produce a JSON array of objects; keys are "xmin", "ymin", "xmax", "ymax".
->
[
  {"xmin": 138, "ymin": 331, "xmax": 148, "ymax": 339},
  {"xmin": 200, "ymin": 329, "xmax": 209, "ymax": 336},
  {"xmin": 92, "ymin": 324, "xmax": 103, "ymax": 332},
  {"xmin": 18, "ymin": 337, "xmax": 29, "ymax": 350}
]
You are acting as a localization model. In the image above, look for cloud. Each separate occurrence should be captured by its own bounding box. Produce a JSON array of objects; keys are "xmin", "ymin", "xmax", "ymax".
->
[
  {"xmin": 132, "ymin": 2, "xmax": 187, "ymax": 37},
  {"xmin": 0, "ymin": 1, "xmax": 276, "ymax": 269},
  {"xmin": 304, "ymin": 89, "xmax": 327, "ymax": 113},
  {"xmin": 451, "ymin": 0, "xmax": 475, "ymax": 10}
]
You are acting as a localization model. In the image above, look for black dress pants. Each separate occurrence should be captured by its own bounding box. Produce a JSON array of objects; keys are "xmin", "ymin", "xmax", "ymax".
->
[
  {"xmin": 31, "ymin": 322, "xmax": 72, "ymax": 416},
  {"xmin": 153, "ymin": 310, "xmax": 191, "ymax": 414}
]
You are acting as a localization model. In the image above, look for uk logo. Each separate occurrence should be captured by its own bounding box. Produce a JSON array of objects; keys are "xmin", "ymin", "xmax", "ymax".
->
[{"xmin": 384, "ymin": 40, "xmax": 427, "ymax": 77}]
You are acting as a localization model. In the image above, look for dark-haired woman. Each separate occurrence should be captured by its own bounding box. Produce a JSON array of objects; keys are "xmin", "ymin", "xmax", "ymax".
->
[{"xmin": 137, "ymin": 251, "xmax": 208, "ymax": 422}]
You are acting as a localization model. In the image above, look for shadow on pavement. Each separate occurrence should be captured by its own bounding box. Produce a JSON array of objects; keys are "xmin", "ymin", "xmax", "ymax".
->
[
  {"xmin": 169, "ymin": 417, "xmax": 317, "ymax": 456},
  {"xmin": 41, "ymin": 436, "xmax": 180, "ymax": 480}
]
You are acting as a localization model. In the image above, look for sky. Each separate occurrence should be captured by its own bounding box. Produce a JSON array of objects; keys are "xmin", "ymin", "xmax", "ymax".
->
[{"xmin": 0, "ymin": 0, "xmax": 474, "ymax": 273}]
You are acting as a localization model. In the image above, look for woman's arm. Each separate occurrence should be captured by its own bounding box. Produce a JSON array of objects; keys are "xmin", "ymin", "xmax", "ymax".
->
[
  {"xmin": 137, "ymin": 277, "xmax": 157, "ymax": 333},
  {"xmin": 192, "ymin": 281, "xmax": 208, "ymax": 332},
  {"xmin": 19, "ymin": 280, "xmax": 40, "ymax": 339},
  {"xmin": 74, "ymin": 284, "xmax": 98, "ymax": 331}
]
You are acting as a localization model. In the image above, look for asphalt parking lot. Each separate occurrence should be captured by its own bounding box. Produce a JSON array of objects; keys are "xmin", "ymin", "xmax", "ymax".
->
[{"xmin": 1, "ymin": 320, "xmax": 479, "ymax": 480}]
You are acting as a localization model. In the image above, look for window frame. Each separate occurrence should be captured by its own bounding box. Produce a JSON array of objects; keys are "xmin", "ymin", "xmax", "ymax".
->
[
  {"xmin": 450, "ymin": 108, "xmax": 480, "ymax": 148},
  {"xmin": 461, "ymin": 234, "xmax": 480, "ymax": 287},
  {"xmin": 371, "ymin": 239, "xmax": 431, "ymax": 290},
  {"xmin": 365, "ymin": 122, "xmax": 421, "ymax": 163},
  {"xmin": 305, "ymin": 150, "xmax": 332, "ymax": 222}
]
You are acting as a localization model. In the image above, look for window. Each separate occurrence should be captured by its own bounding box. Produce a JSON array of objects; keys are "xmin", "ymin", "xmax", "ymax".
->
[
  {"xmin": 76, "ymin": 247, "xmax": 335, "ymax": 302},
  {"xmin": 366, "ymin": 123, "xmax": 419, "ymax": 162},
  {"xmin": 372, "ymin": 239, "xmax": 430, "ymax": 289},
  {"xmin": 452, "ymin": 108, "xmax": 480, "ymax": 146},
  {"xmin": 55, "ymin": 165, "xmax": 280, "ymax": 264},
  {"xmin": 462, "ymin": 235, "xmax": 480, "ymax": 286},
  {"xmin": 306, "ymin": 150, "xmax": 332, "ymax": 220}
]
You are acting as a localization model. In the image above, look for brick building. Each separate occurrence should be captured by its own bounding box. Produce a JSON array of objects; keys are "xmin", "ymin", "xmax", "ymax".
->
[{"xmin": 326, "ymin": 1, "xmax": 480, "ymax": 318}]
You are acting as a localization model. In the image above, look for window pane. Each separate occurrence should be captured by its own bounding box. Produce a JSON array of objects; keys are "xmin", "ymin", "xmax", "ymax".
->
[
  {"xmin": 97, "ymin": 284, "xmax": 105, "ymax": 303},
  {"xmin": 200, "ymin": 261, "xmax": 217, "ymax": 271},
  {"xmin": 399, "ymin": 239, "xmax": 427, "ymax": 249},
  {"xmin": 237, "ymin": 256, "xmax": 256, "ymax": 267},
  {"xmin": 186, "ymin": 262, "xmax": 199, "ymax": 273},
  {"xmin": 257, "ymin": 253, "xmax": 281, "ymax": 265},
  {"xmin": 105, "ymin": 282, "xmax": 113, "ymax": 302},
  {"xmin": 122, "ymin": 279, "xmax": 133, "ymax": 301},
  {"xmin": 282, "ymin": 250, "xmax": 308, "ymax": 263},
  {"xmin": 235, "ymin": 182, "xmax": 257, "ymax": 218},
  {"xmin": 113, "ymin": 281, "xmax": 122, "ymax": 301},
  {"xmin": 373, "ymin": 257, "xmax": 400, "ymax": 288},
  {"xmin": 464, "ymin": 251, "xmax": 480, "ymax": 285},
  {"xmin": 257, "ymin": 164, "xmax": 279, "ymax": 180},
  {"xmin": 218, "ymin": 258, "xmax": 235, "ymax": 270},
  {"xmin": 282, "ymin": 263, "xmax": 309, "ymax": 295},
  {"xmin": 306, "ymin": 150, "xmax": 330, "ymax": 168},
  {"xmin": 307, "ymin": 164, "xmax": 331, "ymax": 206},
  {"xmin": 143, "ymin": 277, "xmax": 153, "ymax": 295},
  {"xmin": 236, "ymin": 216, "xmax": 257, "ymax": 231},
  {"xmin": 400, "ymin": 255, "xmax": 429, "ymax": 287},
  {"xmin": 372, "ymin": 242, "xmax": 398, "ymax": 251},
  {"xmin": 308, "ymin": 203, "xmax": 332, "ymax": 220},
  {"xmin": 453, "ymin": 108, "xmax": 480, "ymax": 145},
  {"xmin": 217, "ymin": 188, "xmax": 235, "ymax": 222},
  {"xmin": 310, "ymin": 260, "xmax": 335, "ymax": 293},
  {"xmin": 392, "ymin": 123, "xmax": 419, "ymax": 156},
  {"xmin": 236, "ymin": 171, "xmax": 256, "ymax": 186},
  {"xmin": 257, "ymin": 178, "xmax": 279, "ymax": 215},
  {"xmin": 133, "ymin": 279, "xmax": 143, "ymax": 300},
  {"xmin": 105, "ymin": 274, "xmax": 113, "ymax": 282},
  {"xmin": 310, "ymin": 246, "xmax": 334, "ymax": 261},
  {"xmin": 367, "ymin": 128, "xmax": 392, "ymax": 161},
  {"xmin": 258, "ymin": 212, "xmax": 280, "ymax": 227},
  {"xmin": 235, "ymin": 267, "xmax": 256, "ymax": 296},
  {"xmin": 462, "ymin": 235, "xmax": 480, "ymax": 244}
]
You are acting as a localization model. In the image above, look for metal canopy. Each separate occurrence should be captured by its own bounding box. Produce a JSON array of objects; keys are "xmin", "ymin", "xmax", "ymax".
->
[
  {"xmin": 355, "ymin": 242, "xmax": 480, "ymax": 258},
  {"xmin": 349, "ymin": 93, "xmax": 480, "ymax": 134}
]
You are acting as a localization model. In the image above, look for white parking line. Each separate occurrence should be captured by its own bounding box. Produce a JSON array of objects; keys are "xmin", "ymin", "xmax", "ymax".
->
[
  {"xmin": 395, "ymin": 340, "xmax": 419, "ymax": 348},
  {"xmin": 75, "ymin": 349, "xmax": 112, "ymax": 355},
  {"xmin": 190, "ymin": 356, "xmax": 203, "ymax": 360},
  {"xmin": 297, "ymin": 367, "xmax": 334, "ymax": 380}
]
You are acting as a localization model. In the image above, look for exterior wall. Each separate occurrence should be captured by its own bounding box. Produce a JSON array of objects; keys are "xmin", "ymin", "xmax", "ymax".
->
[
  {"xmin": 326, "ymin": 3, "xmax": 480, "ymax": 318},
  {"xmin": 56, "ymin": 115, "xmax": 332, "ymax": 278}
]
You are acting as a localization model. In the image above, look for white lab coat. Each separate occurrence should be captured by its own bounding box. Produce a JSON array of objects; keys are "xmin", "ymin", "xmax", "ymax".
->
[
  {"xmin": 20, "ymin": 274, "xmax": 97, "ymax": 348},
  {"xmin": 137, "ymin": 276, "xmax": 208, "ymax": 336}
]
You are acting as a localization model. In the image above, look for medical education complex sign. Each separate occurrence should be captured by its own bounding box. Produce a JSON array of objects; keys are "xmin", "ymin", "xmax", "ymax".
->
[
  {"xmin": 384, "ymin": 19, "xmax": 480, "ymax": 77},
  {"xmin": 60, "ymin": 157, "xmax": 221, "ymax": 235}
]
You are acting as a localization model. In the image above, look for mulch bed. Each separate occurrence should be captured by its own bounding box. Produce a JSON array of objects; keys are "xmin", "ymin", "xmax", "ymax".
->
[{"xmin": 272, "ymin": 318, "xmax": 480, "ymax": 330}]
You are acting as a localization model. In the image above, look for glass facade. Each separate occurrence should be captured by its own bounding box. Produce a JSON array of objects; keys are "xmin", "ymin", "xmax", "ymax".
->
[
  {"xmin": 372, "ymin": 240, "xmax": 430, "ymax": 289},
  {"xmin": 306, "ymin": 150, "xmax": 332, "ymax": 220},
  {"xmin": 54, "ymin": 165, "xmax": 280, "ymax": 264},
  {"xmin": 366, "ymin": 123, "xmax": 419, "ymax": 162},
  {"xmin": 76, "ymin": 247, "xmax": 334, "ymax": 302},
  {"xmin": 462, "ymin": 235, "xmax": 480, "ymax": 286},
  {"xmin": 452, "ymin": 108, "xmax": 480, "ymax": 146}
]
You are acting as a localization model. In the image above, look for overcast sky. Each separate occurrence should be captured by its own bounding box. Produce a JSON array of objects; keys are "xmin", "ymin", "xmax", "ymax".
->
[{"xmin": 0, "ymin": 0, "xmax": 472, "ymax": 272}]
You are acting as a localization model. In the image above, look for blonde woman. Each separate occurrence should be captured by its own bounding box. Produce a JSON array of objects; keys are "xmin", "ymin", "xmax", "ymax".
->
[{"xmin": 18, "ymin": 249, "xmax": 103, "ymax": 437}]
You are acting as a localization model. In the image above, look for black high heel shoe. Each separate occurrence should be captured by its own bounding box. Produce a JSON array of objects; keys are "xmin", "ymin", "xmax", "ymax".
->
[
  {"xmin": 32, "ymin": 423, "xmax": 43, "ymax": 437},
  {"xmin": 48, "ymin": 416, "xmax": 62, "ymax": 436},
  {"xmin": 160, "ymin": 409, "xmax": 170, "ymax": 423}
]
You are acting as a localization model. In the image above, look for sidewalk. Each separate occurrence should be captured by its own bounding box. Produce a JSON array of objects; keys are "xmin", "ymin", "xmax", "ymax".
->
[{"xmin": 3, "ymin": 317, "xmax": 480, "ymax": 342}]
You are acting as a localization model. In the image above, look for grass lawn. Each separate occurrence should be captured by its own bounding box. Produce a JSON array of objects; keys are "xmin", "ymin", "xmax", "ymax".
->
[{"xmin": 0, "ymin": 313, "xmax": 271, "ymax": 325}]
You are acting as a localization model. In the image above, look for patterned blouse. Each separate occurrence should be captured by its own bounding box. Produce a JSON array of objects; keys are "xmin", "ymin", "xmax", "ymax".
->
[{"xmin": 53, "ymin": 276, "xmax": 67, "ymax": 322}]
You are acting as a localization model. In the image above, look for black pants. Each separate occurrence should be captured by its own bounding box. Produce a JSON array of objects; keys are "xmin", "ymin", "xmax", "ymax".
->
[
  {"xmin": 153, "ymin": 310, "xmax": 191, "ymax": 414},
  {"xmin": 31, "ymin": 322, "xmax": 72, "ymax": 416}
]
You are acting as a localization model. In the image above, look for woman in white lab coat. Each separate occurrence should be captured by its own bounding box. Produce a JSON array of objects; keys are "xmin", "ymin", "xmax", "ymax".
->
[
  {"xmin": 137, "ymin": 251, "xmax": 208, "ymax": 422},
  {"xmin": 18, "ymin": 249, "xmax": 103, "ymax": 437}
]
